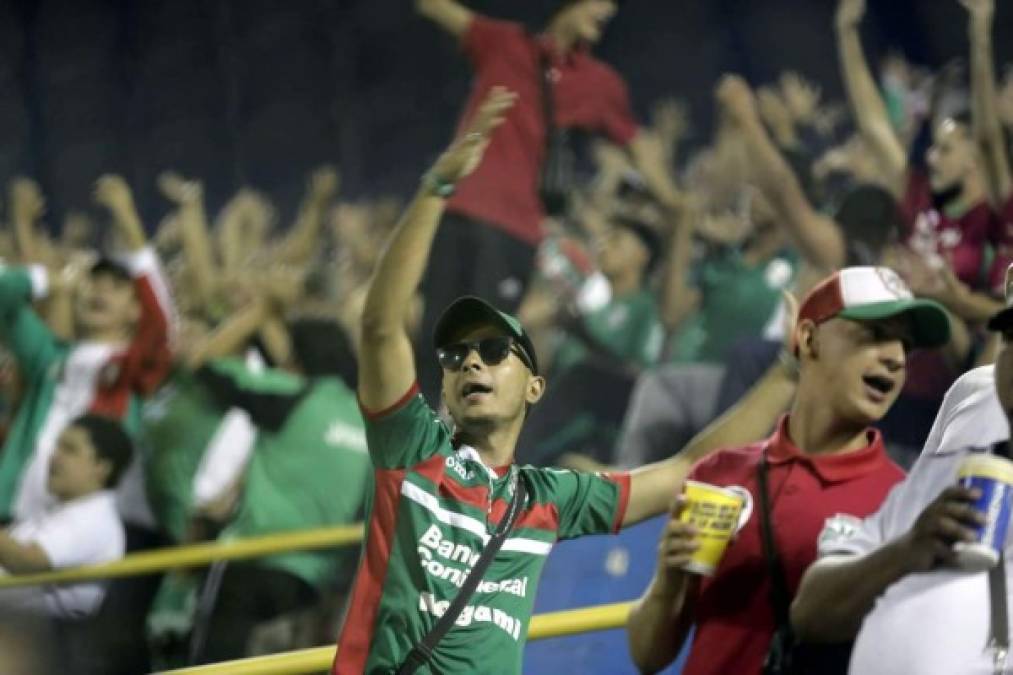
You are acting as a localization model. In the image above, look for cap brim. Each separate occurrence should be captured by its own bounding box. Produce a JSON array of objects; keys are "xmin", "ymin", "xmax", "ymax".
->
[
  {"xmin": 837, "ymin": 298, "xmax": 951, "ymax": 349},
  {"xmin": 433, "ymin": 296, "xmax": 520, "ymax": 348},
  {"xmin": 433, "ymin": 296, "xmax": 539, "ymax": 374},
  {"xmin": 988, "ymin": 306, "xmax": 1013, "ymax": 332}
]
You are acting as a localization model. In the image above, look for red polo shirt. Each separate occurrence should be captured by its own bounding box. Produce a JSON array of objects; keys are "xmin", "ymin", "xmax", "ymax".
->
[
  {"xmin": 680, "ymin": 416, "xmax": 905, "ymax": 675},
  {"xmin": 446, "ymin": 16, "xmax": 639, "ymax": 246}
]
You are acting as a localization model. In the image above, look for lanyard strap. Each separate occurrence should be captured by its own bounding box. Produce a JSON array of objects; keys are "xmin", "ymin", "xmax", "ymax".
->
[
  {"xmin": 396, "ymin": 470, "xmax": 526, "ymax": 675},
  {"xmin": 757, "ymin": 451, "xmax": 793, "ymax": 633}
]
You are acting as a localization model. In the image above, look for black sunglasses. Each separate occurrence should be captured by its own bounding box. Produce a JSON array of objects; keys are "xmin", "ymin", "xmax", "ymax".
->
[{"xmin": 436, "ymin": 336, "xmax": 533, "ymax": 372}]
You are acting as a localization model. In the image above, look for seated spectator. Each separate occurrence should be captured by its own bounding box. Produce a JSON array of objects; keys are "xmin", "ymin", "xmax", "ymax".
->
[
  {"xmin": 0, "ymin": 415, "xmax": 132, "ymax": 619},
  {"xmin": 627, "ymin": 266, "xmax": 949, "ymax": 675}
]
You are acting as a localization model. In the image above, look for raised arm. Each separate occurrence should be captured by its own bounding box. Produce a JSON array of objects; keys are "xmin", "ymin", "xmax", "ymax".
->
[
  {"xmin": 835, "ymin": 0, "xmax": 907, "ymax": 194},
  {"xmin": 628, "ymin": 130, "xmax": 686, "ymax": 213},
  {"xmin": 962, "ymin": 0, "xmax": 1012, "ymax": 205},
  {"xmin": 717, "ymin": 75, "xmax": 847, "ymax": 272},
  {"xmin": 415, "ymin": 0, "xmax": 473, "ymax": 39},
  {"xmin": 623, "ymin": 291, "xmax": 799, "ymax": 525},
  {"xmin": 658, "ymin": 201, "xmax": 701, "ymax": 342},
  {"xmin": 94, "ymin": 175, "xmax": 147, "ymax": 252},
  {"xmin": 274, "ymin": 166, "xmax": 340, "ymax": 266},
  {"xmin": 95, "ymin": 175, "xmax": 176, "ymax": 395},
  {"xmin": 9, "ymin": 178, "xmax": 47, "ymax": 265},
  {"xmin": 358, "ymin": 87, "xmax": 516, "ymax": 412},
  {"xmin": 158, "ymin": 172, "xmax": 218, "ymax": 313},
  {"xmin": 621, "ymin": 355, "xmax": 797, "ymax": 527}
]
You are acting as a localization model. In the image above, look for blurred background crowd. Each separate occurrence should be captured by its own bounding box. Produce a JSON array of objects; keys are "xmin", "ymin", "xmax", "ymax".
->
[{"xmin": 0, "ymin": 0, "xmax": 1012, "ymax": 673}]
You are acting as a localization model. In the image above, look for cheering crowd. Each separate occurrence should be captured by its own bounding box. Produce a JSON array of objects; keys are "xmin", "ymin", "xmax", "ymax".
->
[{"xmin": 1, "ymin": 0, "xmax": 1013, "ymax": 673}]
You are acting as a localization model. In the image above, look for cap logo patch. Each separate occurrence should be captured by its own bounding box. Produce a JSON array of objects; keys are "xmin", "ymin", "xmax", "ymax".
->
[{"xmin": 874, "ymin": 267, "xmax": 908, "ymax": 300}]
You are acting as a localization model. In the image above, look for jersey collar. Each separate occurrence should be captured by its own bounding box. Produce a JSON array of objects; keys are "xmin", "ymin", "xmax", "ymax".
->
[
  {"xmin": 765, "ymin": 415, "xmax": 893, "ymax": 483},
  {"xmin": 456, "ymin": 445, "xmax": 512, "ymax": 480}
]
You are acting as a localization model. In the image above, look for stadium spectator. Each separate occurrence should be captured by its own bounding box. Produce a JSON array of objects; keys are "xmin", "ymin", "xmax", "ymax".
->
[
  {"xmin": 0, "ymin": 175, "xmax": 174, "ymax": 530},
  {"xmin": 791, "ymin": 264, "xmax": 1013, "ymax": 675},
  {"xmin": 515, "ymin": 213, "xmax": 664, "ymax": 466},
  {"xmin": 0, "ymin": 415, "xmax": 132, "ymax": 619},
  {"xmin": 183, "ymin": 318, "xmax": 369, "ymax": 663},
  {"xmin": 336, "ymin": 88, "xmax": 717, "ymax": 675},
  {"xmin": 413, "ymin": 0, "xmax": 681, "ymax": 403},
  {"xmin": 627, "ymin": 266, "xmax": 949, "ymax": 675}
]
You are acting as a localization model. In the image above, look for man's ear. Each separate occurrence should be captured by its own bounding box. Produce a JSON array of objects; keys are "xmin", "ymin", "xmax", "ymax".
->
[
  {"xmin": 95, "ymin": 457, "xmax": 113, "ymax": 488},
  {"xmin": 525, "ymin": 375, "xmax": 546, "ymax": 405},
  {"xmin": 796, "ymin": 318, "xmax": 820, "ymax": 360}
]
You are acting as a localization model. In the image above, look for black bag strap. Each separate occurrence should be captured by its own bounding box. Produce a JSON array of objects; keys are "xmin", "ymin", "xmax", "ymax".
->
[
  {"xmin": 396, "ymin": 471, "xmax": 527, "ymax": 675},
  {"xmin": 987, "ymin": 553, "xmax": 1009, "ymax": 674},
  {"xmin": 757, "ymin": 450, "xmax": 793, "ymax": 635},
  {"xmin": 988, "ymin": 441, "xmax": 1011, "ymax": 674},
  {"xmin": 538, "ymin": 50, "xmax": 556, "ymax": 143}
]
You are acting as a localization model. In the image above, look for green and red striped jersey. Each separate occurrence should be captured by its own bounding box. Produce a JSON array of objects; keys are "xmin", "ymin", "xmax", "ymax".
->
[{"xmin": 333, "ymin": 384, "xmax": 630, "ymax": 674}]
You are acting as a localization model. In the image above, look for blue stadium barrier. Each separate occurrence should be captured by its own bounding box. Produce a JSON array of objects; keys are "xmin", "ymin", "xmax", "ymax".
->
[{"xmin": 525, "ymin": 515, "xmax": 690, "ymax": 674}]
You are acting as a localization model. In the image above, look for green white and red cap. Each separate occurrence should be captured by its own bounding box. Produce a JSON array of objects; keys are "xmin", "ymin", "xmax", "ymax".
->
[{"xmin": 796, "ymin": 266, "xmax": 950, "ymax": 350}]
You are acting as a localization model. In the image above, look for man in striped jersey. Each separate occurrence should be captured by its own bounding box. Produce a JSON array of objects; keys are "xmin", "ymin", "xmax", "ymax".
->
[
  {"xmin": 0, "ymin": 174, "xmax": 174, "ymax": 525},
  {"xmin": 334, "ymin": 88, "xmax": 694, "ymax": 674}
]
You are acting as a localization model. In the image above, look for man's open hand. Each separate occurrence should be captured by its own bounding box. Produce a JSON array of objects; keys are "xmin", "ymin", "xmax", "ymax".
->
[{"xmin": 428, "ymin": 86, "xmax": 517, "ymax": 185}]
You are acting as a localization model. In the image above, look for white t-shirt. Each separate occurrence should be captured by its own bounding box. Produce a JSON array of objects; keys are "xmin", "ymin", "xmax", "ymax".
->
[
  {"xmin": 817, "ymin": 365, "xmax": 1013, "ymax": 675},
  {"xmin": 0, "ymin": 490, "xmax": 125, "ymax": 619}
]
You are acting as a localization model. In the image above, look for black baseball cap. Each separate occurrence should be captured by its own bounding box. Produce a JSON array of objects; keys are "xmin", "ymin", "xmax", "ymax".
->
[{"xmin": 433, "ymin": 296, "xmax": 540, "ymax": 375}]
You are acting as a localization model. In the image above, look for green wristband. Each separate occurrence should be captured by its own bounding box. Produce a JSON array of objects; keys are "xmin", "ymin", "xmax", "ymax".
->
[{"xmin": 422, "ymin": 171, "xmax": 456, "ymax": 198}]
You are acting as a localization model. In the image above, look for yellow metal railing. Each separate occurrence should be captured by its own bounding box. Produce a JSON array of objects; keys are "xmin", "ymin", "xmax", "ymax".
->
[
  {"xmin": 160, "ymin": 600, "xmax": 635, "ymax": 675},
  {"xmin": 0, "ymin": 524, "xmax": 364, "ymax": 589}
]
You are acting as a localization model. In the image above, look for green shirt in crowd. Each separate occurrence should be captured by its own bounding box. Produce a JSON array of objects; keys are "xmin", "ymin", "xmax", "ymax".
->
[
  {"xmin": 668, "ymin": 249, "xmax": 796, "ymax": 364},
  {"xmin": 332, "ymin": 387, "xmax": 630, "ymax": 674},
  {"xmin": 141, "ymin": 367, "xmax": 229, "ymax": 542},
  {"xmin": 552, "ymin": 288, "xmax": 663, "ymax": 375},
  {"xmin": 205, "ymin": 363, "xmax": 371, "ymax": 590}
]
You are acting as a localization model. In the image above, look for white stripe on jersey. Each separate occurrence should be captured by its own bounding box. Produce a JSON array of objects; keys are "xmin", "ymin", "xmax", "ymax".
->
[{"xmin": 400, "ymin": 480, "xmax": 553, "ymax": 556}]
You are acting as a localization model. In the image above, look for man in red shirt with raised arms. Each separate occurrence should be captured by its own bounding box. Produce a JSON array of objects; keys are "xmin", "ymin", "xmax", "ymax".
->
[{"xmin": 413, "ymin": 0, "xmax": 681, "ymax": 401}]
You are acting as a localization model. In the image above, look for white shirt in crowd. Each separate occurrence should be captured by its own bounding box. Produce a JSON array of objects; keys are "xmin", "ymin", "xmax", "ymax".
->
[
  {"xmin": 0, "ymin": 490, "xmax": 125, "ymax": 619},
  {"xmin": 818, "ymin": 365, "xmax": 1013, "ymax": 675}
]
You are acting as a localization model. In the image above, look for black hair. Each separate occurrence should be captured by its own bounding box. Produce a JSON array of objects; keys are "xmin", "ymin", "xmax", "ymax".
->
[
  {"xmin": 69, "ymin": 414, "xmax": 133, "ymax": 488},
  {"xmin": 288, "ymin": 317, "xmax": 357, "ymax": 386},
  {"xmin": 834, "ymin": 184, "xmax": 903, "ymax": 266},
  {"xmin": 612, "ymin": 216, "xmax": 663, "ymax": 277}
]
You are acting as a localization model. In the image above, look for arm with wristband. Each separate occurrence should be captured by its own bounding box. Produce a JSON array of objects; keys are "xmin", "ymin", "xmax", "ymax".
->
[{"xmin": 357, "ymin": 87, "xmax": 517, "ymax": 417}]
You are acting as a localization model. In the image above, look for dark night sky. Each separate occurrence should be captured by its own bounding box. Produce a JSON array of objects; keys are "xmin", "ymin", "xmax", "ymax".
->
[{"xmin": 0, "ymin": 0, "xmax": 1009, "ymax": 225}]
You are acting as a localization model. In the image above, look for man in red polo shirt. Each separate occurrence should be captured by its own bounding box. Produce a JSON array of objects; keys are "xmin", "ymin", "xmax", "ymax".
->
[
  {"xmin": 414, "ymin": 0, "xmax": 680, "ymax": 400},
  {"xmin": 626, "ymin": 266, "xmax": 951, "ymax": 675}
]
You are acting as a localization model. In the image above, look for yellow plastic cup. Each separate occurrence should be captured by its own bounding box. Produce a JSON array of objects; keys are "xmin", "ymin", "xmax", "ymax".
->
[{"xmin": 679, "ymin": 480, "xmax": 753, "ymax": 576}]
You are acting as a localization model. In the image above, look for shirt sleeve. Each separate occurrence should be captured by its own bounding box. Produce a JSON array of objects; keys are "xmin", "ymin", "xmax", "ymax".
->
[
  {"xmin": 986, "ymin": 196, "xmax": 1013, "ymax": 295},
  {"xmin": 460, "ymin": 15, "xmax": 526, "ymax": 71},
  {"xmin": 0, "ymin": 264, "xmax": 61, "ymax": 380},
  {"xmin": 117, "ymin": 247, "xmax": 176, "ymax": 396},
  {"xmin": 541, "ymin": 468, "xmax": 630, "ymax": 539},
  {"xmin": 360, "ymin": 384, "xmax": 452, "ymax": 470},
  {"xmin": 596, "ymin": 70, "xmax": 638, "ymax": 147}
]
